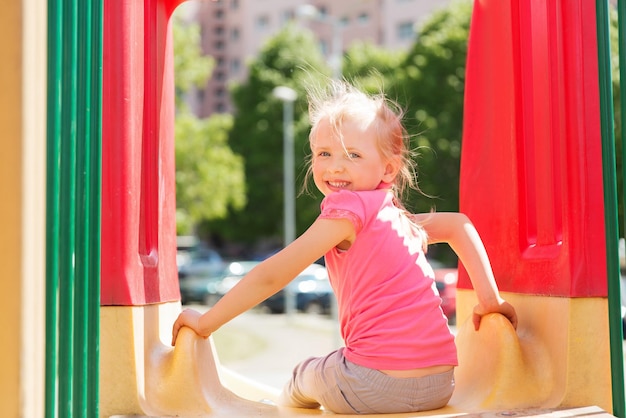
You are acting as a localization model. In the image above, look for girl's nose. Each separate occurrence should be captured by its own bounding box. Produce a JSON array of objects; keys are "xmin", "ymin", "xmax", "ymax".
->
[{"xmin": 328, "ymin": 158, "xmax": 345, "ymax": 173}]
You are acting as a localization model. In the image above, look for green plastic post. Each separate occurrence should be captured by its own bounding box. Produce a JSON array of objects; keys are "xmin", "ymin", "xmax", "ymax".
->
[
  {"xmin": 45, "ymin": 0, "xmax": 102, "ymax": 416},
  {"xmin": 596, "ymin": 0, "xmax": 626, "ymax": 416}
]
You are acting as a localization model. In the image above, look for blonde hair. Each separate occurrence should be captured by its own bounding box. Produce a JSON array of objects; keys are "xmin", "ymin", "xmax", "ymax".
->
[
  {"xmin": 305, "ymin": 80, "xmax": 428, "ymax": 249},
  {"xmin": 306, "ymin": 80, "xmax": 417, "ymax": 198}
]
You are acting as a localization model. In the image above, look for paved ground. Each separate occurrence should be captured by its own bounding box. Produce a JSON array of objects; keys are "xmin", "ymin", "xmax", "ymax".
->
[{"xmin": 188, "ymin": 306, "xmax": 343, "ymax": 389}]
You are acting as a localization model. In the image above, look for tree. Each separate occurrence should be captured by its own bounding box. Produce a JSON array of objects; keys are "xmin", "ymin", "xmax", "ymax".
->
[
  {"xmin": 173, "ymin": 14, "xmax": 246, "ymax": 235},
  {"xmin": 202, "ymin": 24, "xmax": 329, "ymax": 249},
  {"xmin": 175, "ymin": 113, "xmax": 245, "ymax": 231},
  {"xmin": 389, "ymin": 1, "xmax": 473, "ymax": 215},
  {"xmin": 341, "ymin": 41, "xmax": 404, "ymax": 90},
  {"xmin": 173, "ymin": 14, "xmax": 214, "ymax": 112}
]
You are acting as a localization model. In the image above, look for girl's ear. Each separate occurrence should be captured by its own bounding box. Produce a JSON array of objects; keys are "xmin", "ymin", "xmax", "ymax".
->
[{"xmin": 382, "ymin": 158, "xmax": 401, "ymax": 183}]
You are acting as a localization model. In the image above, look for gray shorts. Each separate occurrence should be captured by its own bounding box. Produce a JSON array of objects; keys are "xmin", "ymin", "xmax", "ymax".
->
[{"xmin": 278, "ymin": 348, "xmax": 455, "ymax": 414}]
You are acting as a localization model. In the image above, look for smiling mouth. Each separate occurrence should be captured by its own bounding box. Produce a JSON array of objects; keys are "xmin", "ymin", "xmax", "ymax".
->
[{"xmin": 328, "ymin": 181, "xmax": 350, "ymax": 189}]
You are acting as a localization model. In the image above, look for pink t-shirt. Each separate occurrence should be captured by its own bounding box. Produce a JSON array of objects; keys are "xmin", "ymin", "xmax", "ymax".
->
[{"xmin": 319, "ymin": 189, "xmax": 458, "ymax": 370}]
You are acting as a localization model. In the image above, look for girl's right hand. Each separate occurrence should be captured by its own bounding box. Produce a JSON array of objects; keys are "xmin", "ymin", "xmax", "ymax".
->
[{"xmin": 171, "ymin": 308, "xmax": 207, "ymax": 346}]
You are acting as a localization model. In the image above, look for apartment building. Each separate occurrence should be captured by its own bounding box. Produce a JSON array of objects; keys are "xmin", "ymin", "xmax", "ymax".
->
[{"xmin": 179, "ymin": 0, "xmax": 454, "ymax": 117}]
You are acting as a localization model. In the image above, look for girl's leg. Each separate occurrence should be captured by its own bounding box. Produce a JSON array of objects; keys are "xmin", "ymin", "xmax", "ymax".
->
[{"xmin": 278, "ymin": 349, "xmax": 356, "ymax": 413}]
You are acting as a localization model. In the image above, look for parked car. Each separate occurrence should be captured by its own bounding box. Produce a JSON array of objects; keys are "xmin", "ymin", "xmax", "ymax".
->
[
  {"xmin": 178, "ymin": 246, "xmax": 225, "ymax": 279},
  {"xmin": 204, "ymin": 260, "xmax": 261, "ymax": 306},
  {"xmin": 262, "ymin": 264, "xmax": 334, "ymax": 315},
  {"xmin": 178, "ymin": 246, "xmax": 225, "ymax": 305},
  {"xmin": 429, "ymin": 259, "xmax": 458, "ymax": 325},
  {"xmin": 179, "ymin": 270, "xmax": 224, "ymax": 305},
  {"xmin": 176, "ymin": 235, "xmax": 199, "ymax": 268}
]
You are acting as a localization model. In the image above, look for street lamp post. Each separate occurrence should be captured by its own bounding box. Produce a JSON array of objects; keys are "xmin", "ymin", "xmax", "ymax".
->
[
  {"xmin": 272, "ymin": 86, "xmax": 297, "ymax": 246},
  {"xmin": 273, "ymin": 85, "xmax": 298, "ymax": 318}
]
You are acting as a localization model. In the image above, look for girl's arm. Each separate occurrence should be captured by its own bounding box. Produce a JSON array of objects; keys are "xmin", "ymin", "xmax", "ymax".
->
[
  {"xmin": 171, "ymin": 217, "xmax": 354, "ymax": 345},
  {"xmin": 414, "ymin": 212, "xmax": 518, "ymax": 330}
]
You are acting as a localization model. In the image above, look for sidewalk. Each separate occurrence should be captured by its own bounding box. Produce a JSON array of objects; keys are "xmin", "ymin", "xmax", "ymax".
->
[{"xmin": 199, "ymin": 307, "xmax": 343, "ymax": 389}]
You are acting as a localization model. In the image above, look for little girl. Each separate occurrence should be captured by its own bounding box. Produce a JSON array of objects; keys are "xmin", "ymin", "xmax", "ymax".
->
[{"xmin": 171, "ymin": 81, "xmax": 517, "ymax": 414}]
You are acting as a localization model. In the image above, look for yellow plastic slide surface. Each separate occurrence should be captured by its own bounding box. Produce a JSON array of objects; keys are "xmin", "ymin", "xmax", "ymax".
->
[{"xmin": 100, "ymin": 292, "xmax": 613, "ymax": 417}]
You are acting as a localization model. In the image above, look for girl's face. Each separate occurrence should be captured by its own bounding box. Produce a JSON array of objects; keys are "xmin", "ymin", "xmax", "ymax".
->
[{"xmin": 311, "ymin": 118, "xmax": 398, "ymax": 196}]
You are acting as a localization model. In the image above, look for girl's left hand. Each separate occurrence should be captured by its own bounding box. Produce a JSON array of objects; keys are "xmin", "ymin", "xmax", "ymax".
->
[
  {"xmin": 472, "ymin": 300, "xmax": 518, "ymax": 331},
  {"xmin": 171, "ymin": 308, "xmax": 206, "ymax": 346}
]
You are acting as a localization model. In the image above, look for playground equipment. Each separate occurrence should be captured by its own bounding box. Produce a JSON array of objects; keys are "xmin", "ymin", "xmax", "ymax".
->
[
  {"xmin": 22, "ymin": 0, "xmax": 625, "ymax": 416},
  {"xmin": 101, "ymin": 0, "xmax": 613, "ymax": 416},
  {"xmin": 457, "ymin": 0, "xmax": 621, "ymax": 412}
]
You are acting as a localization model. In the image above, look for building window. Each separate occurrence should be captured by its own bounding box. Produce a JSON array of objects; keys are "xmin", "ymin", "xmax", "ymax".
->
[
  {"xmin": 397, "ymin": 21, "xmax": 415, "ymax": 40},
  {"xmin": 196, "ymin": 89, "xmax": 205, "ymax": 103},
  {"xmin": 230, "ymin": 0, "xmax": 239, "ymax": 9},
  {"xmin": 231, "ymin": 27, "xmax": 240, "ymax": 41},
  {"xmin": 281, "ymin": 9, "xmax": 294, "ymax": 24},
  {"xmin": 357, "ymin": 13, "xmax": 369, "ymax": 25},
  {"xmin": 230, "ymin": 58, "xmax": 241, "ymax": 74},
  {"xmin": 256, "ymin": 15, "xmax": 270, "ymax": 30},
  {"xmin": 212, "ymin": 52, "xmax": 226, "ymax": 66}
]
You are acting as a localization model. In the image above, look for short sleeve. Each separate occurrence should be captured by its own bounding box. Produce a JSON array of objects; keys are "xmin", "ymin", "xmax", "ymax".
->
[{"xmin": 319, "ymin": 191, "xmax": 365, "ymax": 234}]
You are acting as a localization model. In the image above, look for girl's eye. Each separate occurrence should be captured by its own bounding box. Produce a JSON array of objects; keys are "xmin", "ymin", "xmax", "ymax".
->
[
  {"xmin": 348, "ymin": 152, "xmax": 360, "ymax": 159},
  {"xmin": 318, "ymin": 151, "xmax": 330, "ymax": 157}
]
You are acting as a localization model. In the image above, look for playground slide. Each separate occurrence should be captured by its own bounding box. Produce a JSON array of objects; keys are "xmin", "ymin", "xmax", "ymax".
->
[{"xmin": 100, "ymin": 301, "xmax": 612, "ymax": 417}]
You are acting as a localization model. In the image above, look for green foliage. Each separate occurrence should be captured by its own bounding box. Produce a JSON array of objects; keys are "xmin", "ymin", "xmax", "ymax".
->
[
  {"xmin": 173, "ymin": 15, "xmax": 245, "ymax": 235},
  {"xmin": 203, "ymin": 24, "xmax": 329, "ymax": 245},
  {"xmin": 389, "ymin": 0, "xmax": 473, "ymax": 215},
  {"xmin": 342, "ymin": 41, "xmax": 404, "ymax": 91},
  {"xmin": 175, "ymin": 112, "xmax": 246, "ymax": 234},
  {"xmin": 172, "ymin": 14, "xmax": 214, "ymax": 111}
]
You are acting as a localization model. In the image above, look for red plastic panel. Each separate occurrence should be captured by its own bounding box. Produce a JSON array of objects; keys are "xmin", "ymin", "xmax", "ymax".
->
[
  {"xmin": 458, "ymin": 0, "xmax": 607, "ymax": 297},
  {"xmin": 101, "ymin": 0, "xmax": 185, "ymax": 305}
]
